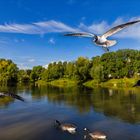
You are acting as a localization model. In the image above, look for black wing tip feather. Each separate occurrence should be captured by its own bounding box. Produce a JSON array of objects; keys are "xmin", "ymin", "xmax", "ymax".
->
[
  {"xmin": 64, "ymin": 33, "xmax": 73, "ymax": 36},
  {"xmin": 122, "ymin": 20, "xmax": 140, "ymax": 27},
  {"xmin": 132, "ymin": 20, "xmax": 140, "ymax": 23},
  {"xmin": 64, "ymin": 33, "xmax": 82, "ymax": 36}
]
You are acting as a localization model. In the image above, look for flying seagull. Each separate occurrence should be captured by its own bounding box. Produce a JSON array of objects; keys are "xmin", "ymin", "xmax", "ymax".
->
[
  {"xmin": 64, "ymin": 20, "xmax": 140, "ymax": 52},
  {"xmin": 0, "ymin": 92, "xmax": 25, "ymax": 102}
]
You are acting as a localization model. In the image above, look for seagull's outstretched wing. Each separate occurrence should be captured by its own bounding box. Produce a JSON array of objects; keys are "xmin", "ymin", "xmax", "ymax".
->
[
  {"xmin": 64, "ymin": 32, "xmax": 95, "ymax": 38},
  {"xmin": 102, "ymin": 20, "xmax": 140, "ymax": 38},
  {"xmin": 0, "ymin": 92, "xmax": 25, "ymax": 102}
]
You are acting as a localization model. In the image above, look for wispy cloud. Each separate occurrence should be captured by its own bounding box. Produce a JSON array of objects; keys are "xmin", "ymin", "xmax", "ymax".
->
[
  {"xmin": 48, "ymin": 38, "xmax": 55, "ymax": 45},
  {"xmin": 78, "ymin": 16, "xmax": 140, "ymax": 39},
  {"xmin": 0, "ymin": 20, "xmax": 78, "ymax": 35},
  {"xmin": 0, "ymin": 17, "xmax": 140, "ymax": 39},
  {"xmin": 43, "ymin": 64, "xmax": 48, "ymax": 69},
  {"xmin": 78, "ymin": 21, "xmax": 109, "ymax": 34},
  {"xmin": 28, "ymin": 58, "xmax": 35, "ymax": 62}
]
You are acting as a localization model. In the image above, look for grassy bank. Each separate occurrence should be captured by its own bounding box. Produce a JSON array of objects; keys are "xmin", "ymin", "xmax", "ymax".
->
[
  {"xmin": 37, "ymin": 78, "xmax": 139, "ymax": 89},
  {"xmin": 36, "ymin": 79, "xmax": 78, "ymax": 88},
  {"xmin": 83, "ymin": 78, "xmax": 138, "ymax": 89}
]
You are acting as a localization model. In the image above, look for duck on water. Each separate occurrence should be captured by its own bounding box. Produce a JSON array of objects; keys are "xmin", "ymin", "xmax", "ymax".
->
[
  {"xmin": 55, "ymin": 120, "xmax": 77, "ymax": 134},
  {"xmin": 84, "ymin": 128, "xmax": 107, "ymax": 140}
]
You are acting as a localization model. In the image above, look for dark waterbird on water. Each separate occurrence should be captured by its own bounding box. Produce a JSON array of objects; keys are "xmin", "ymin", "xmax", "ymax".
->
[
  {"xmin": 0, "ymin": 92, "xmax": 25, "ymax": 102},
  {"xmin": 55, "ymin": 120, "xmax": 77, "ymax": 134},
  {"xmin": 133, "ymin": 80, "xmax": 140, "ymax": 87},
  {"xmin": 64, "ymin": 20, "xmax": 140, "ymax": 52},
  {"xmin": 84, "ymin": 128, "xmax": 107, "ymax": 140}
]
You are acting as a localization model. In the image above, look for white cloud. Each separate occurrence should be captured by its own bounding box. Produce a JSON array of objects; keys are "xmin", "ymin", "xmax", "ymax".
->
[
  {"xmin": 43, "ymin": 64, "xmax": 48, "ymax": 69},
  {"xmin": 0, "ymin": 20, "xmax": 78, "ymax": 35},
  {"xmin": 34, "ymin": 20, "xmax": 78, "ymax": 33},
  {"xmin": 0, "ymin": 23, "xmax": 40, "ymax": 34},
  {"xmin": 11, "ymin": 38, "xmax": 25, "ymax": 43},
  {"xmin": 28, "ymin": 58, "xmax": 35, "ymax": 62},
  {"xmin": 0, "ymin": 17, "xmax": 140, "ymax": 39},
  {"xmin": 78, "ymin": 21, "xmax": 109, "ymax": 34},
  {"xmin": 18, "ymin": 63, "xmax": 30, "ymax": 69},
  {"xmin": 48, "ymin": 38, "xmax": 55, "ymax": 45},
  {"xmin": 78, "ymin": 17, "xmax": 140, "ymax": 39}
]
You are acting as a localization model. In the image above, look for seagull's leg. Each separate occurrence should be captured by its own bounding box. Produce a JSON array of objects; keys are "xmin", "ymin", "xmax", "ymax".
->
[
  {"xmin": 102, "ymin": 47, "xmax": 109, "ymax": 52},
  {"xmin": 106, "ymin": 47, "xmax": 110, "ymax": 52}
]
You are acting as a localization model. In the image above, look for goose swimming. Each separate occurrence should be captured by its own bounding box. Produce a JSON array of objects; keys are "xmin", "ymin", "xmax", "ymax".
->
[
  {"xmin": 84, "ymin": 128, "xmax": 107, "ymax": 140},
  {"xmin": 65, "ymin": 20, "xmax": 140, "ymax": 52},
  {"xmin": 0, "ymin": 92, "xmax": 24, "ymax": 102},
  {"xmin": 55, "ymin": 120, "xmax": 77, "ymax": 134}
]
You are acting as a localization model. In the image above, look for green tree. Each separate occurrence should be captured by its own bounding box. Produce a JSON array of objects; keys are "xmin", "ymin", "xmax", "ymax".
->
[
  {"xmin": 0, "ymin": 59, "xmax": 18, "ymax": 85},
  {"xmin": 75, "ymin": 57, "xmax": 92, "ymax": 82},
  {"xmin": 30, "ymin": 66, "xmax": 45, "ymax": 82}
]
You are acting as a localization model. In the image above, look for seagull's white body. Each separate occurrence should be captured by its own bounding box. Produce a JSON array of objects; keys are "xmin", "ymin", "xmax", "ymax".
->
[
  {"xmin": 65, "ymin": 20, "xmax": 140, "ymax": 52},
  {"xmin": 94, "ymin": 36, "xmax": 107, "ymax": 46}
]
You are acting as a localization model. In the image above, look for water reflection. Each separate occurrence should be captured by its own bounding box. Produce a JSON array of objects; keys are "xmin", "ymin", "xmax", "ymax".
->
[
  {"xmin": 0, "ymin": 85, "xmax": 140, "ymax": 124},
  {"xmin": 0, "ymin": 85, "xmax": 140, "ymax": 140},
  {"xmin": 30, "ymin": 86, "xmax": 140, "ymax": 124}
]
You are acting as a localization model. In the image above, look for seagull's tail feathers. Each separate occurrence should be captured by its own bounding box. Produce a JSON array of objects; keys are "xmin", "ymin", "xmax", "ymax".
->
[{"xmin": 106, "ymin": 40, "xmax": 117, "ymax": 47}]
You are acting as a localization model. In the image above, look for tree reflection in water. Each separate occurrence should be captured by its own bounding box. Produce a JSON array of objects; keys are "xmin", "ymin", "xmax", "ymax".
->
[{"xmin": 0, "ymin": 85, "xmax": 140, "ymax": 124}]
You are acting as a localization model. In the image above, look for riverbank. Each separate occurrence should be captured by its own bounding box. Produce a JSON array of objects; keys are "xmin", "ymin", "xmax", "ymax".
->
[
  {"xmin": 36, "ymin": 79, "xmax": 78, "ymax": 88},
  {"xmin": 83, "ymin": 78, "xmax": 139, "ymax": 89},
  {"xmin": 36, "ymin": 78, "xmax": 139, "ymax": 89}
]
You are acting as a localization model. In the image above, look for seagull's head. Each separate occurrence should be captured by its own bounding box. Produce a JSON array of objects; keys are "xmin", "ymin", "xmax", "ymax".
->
[{"xmin": 93, "ymin": 35, "xmax": 98, "ymax": 42}]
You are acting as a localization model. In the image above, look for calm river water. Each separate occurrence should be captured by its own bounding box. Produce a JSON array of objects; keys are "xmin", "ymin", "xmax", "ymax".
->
[{"xmin": 0, "ymin": 85, "xmax": 140, "ymax": 140}]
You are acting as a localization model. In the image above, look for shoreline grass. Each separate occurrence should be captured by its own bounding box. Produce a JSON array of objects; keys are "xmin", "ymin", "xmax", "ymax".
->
[
  {"xmin": 83, "ymin": 78, "xmax": 139, "ymax": 89},
  {"xmin": 36, "ymin": 78, "xmax": 139, "ymax": 89},
  {"xmin": 36, "ymin": 79, "xmax": 78, "ymax": 88}
]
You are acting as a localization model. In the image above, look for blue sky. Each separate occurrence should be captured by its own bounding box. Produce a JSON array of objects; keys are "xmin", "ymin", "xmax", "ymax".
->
[{"xmin": 0, "ymin": 0, "xmax": 140, "ymax": 69}]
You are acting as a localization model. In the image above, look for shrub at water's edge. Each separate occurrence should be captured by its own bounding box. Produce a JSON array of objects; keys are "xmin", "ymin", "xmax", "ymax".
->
[
  {"xmin": 37, "ymin": 78, "xmax": 138, "ymax": 89},
  {"xmin": 36, "ymin": 79, "xmax": 78, "ymax": 87},
  {"xmin": 83, "ymin": 78, "xmax": 139, "ymax": 89}
]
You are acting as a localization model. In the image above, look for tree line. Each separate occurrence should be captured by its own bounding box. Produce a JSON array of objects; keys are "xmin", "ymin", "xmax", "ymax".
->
[{"xmin": 0, "ymin": 49, "xmax": 140, "ymax": 85}]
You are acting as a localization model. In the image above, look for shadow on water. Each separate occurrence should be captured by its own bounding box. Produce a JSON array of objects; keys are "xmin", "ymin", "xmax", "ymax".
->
[{"xmin": 0, "ymin": 85, "xmax": 140, "ymax": 140}]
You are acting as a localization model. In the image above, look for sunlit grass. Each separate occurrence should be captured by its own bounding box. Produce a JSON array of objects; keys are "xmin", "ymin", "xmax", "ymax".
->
[
  {"xmin": 83, "ymin": 78, "xmax": 139, "ymax": 89},
  {"xmin": 36, "ymin": 79, "xmax": 78, "ymax": 88}
]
